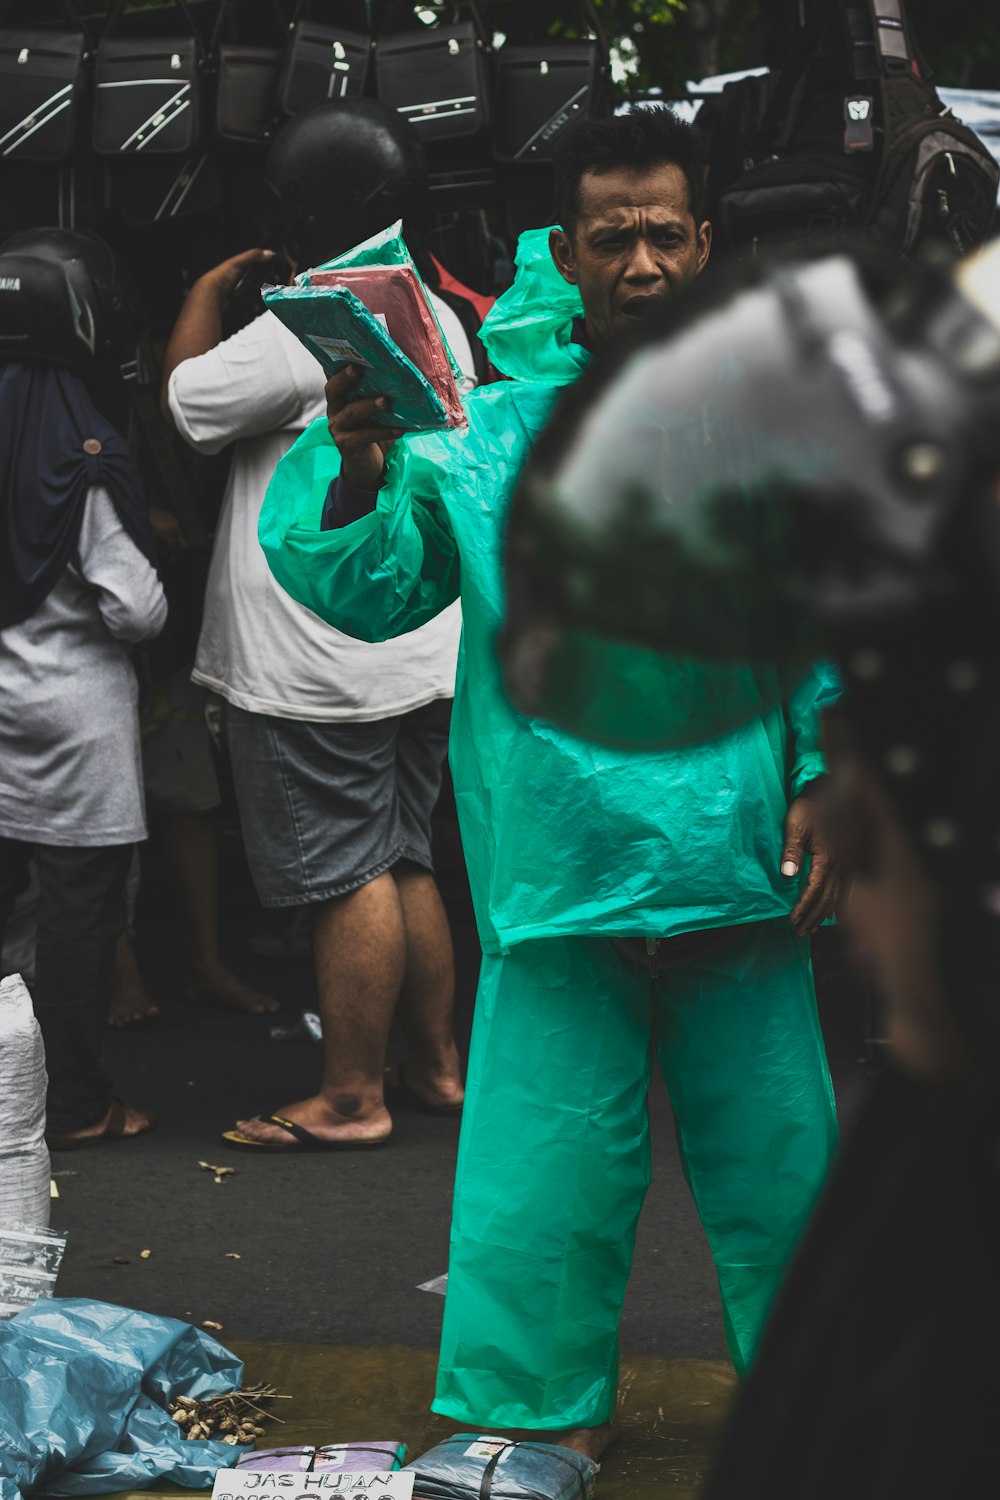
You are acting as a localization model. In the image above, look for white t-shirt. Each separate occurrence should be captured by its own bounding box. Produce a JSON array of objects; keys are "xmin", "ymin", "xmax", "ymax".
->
[{"xmin": 169, "ymin": 297, "xmax": 472, "ymax": 721}]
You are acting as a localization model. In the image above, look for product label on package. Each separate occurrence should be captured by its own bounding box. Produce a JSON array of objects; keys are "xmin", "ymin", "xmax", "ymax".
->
[
  {"xmin": 464, "ymin": 1437, "xmax": 510, "ymax": 1459},
  {"xmin": 306, "ymin": 335, "xmax": 371, "ymax": 371},
  {"xmin": 213, "ymin": 1472, "xmax": 413, "ymax": 1500}
]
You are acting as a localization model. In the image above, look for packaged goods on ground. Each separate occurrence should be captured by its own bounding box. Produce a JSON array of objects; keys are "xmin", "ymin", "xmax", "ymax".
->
[
  {"xmin": 237, "ymin": 1443, "xmax": 406, "ymax": 1472},
  {"xmin": 405, "ymin": 1436, "xmax": 597, "ymax": 1500}
]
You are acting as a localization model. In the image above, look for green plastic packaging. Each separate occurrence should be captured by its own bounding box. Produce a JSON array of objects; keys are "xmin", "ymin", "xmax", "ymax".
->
[
  {"xmin": 307, "ymin": 219, "xmax": 464, "ymax": 389},
  {"xmin": 264, "ymin": 221, "xmax": 464, "ymax": 432}
]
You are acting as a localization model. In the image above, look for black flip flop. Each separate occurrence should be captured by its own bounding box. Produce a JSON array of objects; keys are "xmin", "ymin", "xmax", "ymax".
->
[
  {"xmin": 385, "ymin": 1064, "xmax": 464, "ymax": 1118},
  {"xmin": 221, "ymin": 1113, "xmax": 391, "ymax": 1153}
]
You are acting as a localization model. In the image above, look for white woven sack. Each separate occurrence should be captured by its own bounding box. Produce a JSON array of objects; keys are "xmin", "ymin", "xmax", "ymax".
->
[{"xmin": 0, "ymin": 973, "xmax": 50, "ymax": 1228}]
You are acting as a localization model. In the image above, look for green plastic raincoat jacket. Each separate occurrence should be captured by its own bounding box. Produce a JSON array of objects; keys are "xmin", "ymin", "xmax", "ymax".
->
[{"xmin": 260, "ymin": 229, "xmax": 840, "ymax": 956}]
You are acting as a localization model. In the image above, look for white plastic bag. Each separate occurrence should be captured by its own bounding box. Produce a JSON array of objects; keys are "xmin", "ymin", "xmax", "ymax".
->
[{"xmin": 0, "ymin": 974, "xmax": 50, "ymax": 1229}]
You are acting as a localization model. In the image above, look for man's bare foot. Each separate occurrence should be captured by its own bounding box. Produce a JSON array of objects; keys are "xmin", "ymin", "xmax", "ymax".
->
[
  {"xmin": 47, "ymin": 1099, "xmax": 156, "ymax": 1149},
  {"xmin": 186, "ymin": 960, "xmax": 279, "ymax": 1015},
  {"xmin": 489, "ymin": 1415, "xmax": 621, "ymax": 1464},
  {"xmin": 231, "ymin": 1092, "xmax": 392, "ymax": 1147},
  {"xmin": 109, "ymin": 934, "xmax": 161, "ymax": 1028},
  {"xmin": 549, "ymin": 1416, "xmax": 621, "ymax": 1461},
  {"xmin": 388, "ymin": 1054, "xmax": 465, "ymax": 1113}
]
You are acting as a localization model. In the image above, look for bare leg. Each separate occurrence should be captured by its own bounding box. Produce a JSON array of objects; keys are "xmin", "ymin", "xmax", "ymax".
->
[
  {"xmin": 166, "ymin": 812, "xmax": 278, "ymax": 1015},
  {"xmin": 393, "ymin": 866, "xmax": 463, "ymax": 1108},
  {"xmin": 234, "ymin": 871, "xmax": 403, "ymax": 1144},
  {"xmin": 108, "ymin": 930, "xmax": 161, "ymax": 1027}
]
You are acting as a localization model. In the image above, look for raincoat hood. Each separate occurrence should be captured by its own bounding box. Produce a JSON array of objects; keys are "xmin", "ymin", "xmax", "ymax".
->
[{"xmin": 479, "ymin": 229, "xmax": 588, "ymax": 387}]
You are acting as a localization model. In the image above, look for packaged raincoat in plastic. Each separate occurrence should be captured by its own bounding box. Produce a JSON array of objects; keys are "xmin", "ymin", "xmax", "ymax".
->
[
  {"xmin": 406, "ymin": 1436, "xmax": 596, "ymax": 1500},
  {"xmin": 260, "ymin": 227, "xmax": 838, "ymax": 956},
  {"xmin": 305, "ymin": 220, "xmax": 465, "ymax": 390},
  {"xmin": 236, "ymin": 1443, "xmax": 406, "ymax": 1472},
  {"xmin": 0, "ymin": 1297, "xmax": 245, "ymax": 1500},
  {"xmin": 308, "ymin": 269, "xmax": 464, "ymax": 427},
  {"xmin": 264, "ymin": 222, "xmax": 465, "ymax": 433}
]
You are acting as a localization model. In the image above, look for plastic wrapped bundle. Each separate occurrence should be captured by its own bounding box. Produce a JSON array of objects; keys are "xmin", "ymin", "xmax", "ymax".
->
[
  {"xmin": 264, "ymin": 280, "xmax": 463, "ymax": 433},
  {"xmin": 308, "ymin": 219, "xmax": 464, "ymax": 390},
  {"xmin": 0, "ymin": 974, "xmax": 50, "ymax": 1230},
  {"xmin": 237, "ymin": 1443, "xmax": 406, "ymax": 1472},
  {"xmin": 310, "ymin": 267, "xmax": 464, "ymax": 427},
  {"xmin": 264, "ymin": 219, "xmax": 466, "ymax": 434},
  {"xmin": 406, "ymin": 1436, "xmax": 597, "ymax": 1500}
]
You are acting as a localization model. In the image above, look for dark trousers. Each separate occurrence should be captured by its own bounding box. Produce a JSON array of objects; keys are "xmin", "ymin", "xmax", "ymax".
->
[{"xmin": 0, "ymin": 839, "xmax": 132, "ymax": 1133}]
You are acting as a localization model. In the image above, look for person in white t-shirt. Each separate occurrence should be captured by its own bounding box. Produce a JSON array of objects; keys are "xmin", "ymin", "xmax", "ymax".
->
[{"xmin": 163, "ymin": 102, "xmax": 471, "ymax": 1152}]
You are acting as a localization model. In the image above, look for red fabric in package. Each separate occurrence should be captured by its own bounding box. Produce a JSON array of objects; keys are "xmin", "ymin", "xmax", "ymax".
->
[{"xmin": 309, "ymin": 265, "xmax": 465, "ymax": 426}]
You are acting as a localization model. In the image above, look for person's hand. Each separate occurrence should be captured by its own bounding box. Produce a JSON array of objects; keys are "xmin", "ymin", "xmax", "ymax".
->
[
  {"xmin": 200, "ymin": 247, "xmax": 276, "ymax": 301},
  {"xmin": 325, "ymin": 366, "xmax": 403, "ymax": 491},
  {"xmin": 782, "ymin": 783, "xmax": 842, "ymax": 938},
  {"xmin": 148, "ymin": 506, "xmax": 188, "ymax": 554}
]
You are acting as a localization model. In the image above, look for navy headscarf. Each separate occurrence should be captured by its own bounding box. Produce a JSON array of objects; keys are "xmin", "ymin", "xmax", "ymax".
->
[{"xmin": 0, "ymin": 361, "xmax": 157, "ymax": 631}]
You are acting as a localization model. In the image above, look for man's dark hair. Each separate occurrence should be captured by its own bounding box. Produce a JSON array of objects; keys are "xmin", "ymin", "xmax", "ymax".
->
[{"xmin": 552, "ymin": 106, "xmax": 708, "ymax": 232}]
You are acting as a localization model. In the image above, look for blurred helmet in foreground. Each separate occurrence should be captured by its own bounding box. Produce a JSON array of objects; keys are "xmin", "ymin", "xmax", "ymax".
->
[{"xmin": 501, "ymin": 247, "xmax": 1000, "ymax": 753}]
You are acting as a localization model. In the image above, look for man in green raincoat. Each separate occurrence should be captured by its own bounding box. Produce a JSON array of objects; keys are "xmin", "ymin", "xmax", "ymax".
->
[{"xmin": 256, "ymin": 109, "xmax": 840, "ymax": 1456}]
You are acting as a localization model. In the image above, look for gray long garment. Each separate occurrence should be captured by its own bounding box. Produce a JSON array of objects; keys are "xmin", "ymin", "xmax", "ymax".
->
[{"xmin": 0, "ymin": 485, "xmax": 167, "ymax": 847}]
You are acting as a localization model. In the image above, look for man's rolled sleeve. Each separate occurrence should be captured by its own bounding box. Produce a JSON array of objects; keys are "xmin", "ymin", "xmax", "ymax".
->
[
  {"xmin": 321, "ymin": 475, "xmax": 381, "ymax": 531},
  {"xmin": 787, "ymin": 660, "xmax": 842, "ymax": 798}
]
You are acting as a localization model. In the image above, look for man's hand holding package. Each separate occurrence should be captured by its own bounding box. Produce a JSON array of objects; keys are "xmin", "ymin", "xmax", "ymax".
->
[{"xmin": 325, "ymin": 366, "xmax": 403, "ymax": 491}]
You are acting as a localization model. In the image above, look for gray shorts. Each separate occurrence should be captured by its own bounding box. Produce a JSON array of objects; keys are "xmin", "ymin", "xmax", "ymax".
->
[{"xmin": 223, "ymin": 697, "xmax": 451, "ymax": 908}]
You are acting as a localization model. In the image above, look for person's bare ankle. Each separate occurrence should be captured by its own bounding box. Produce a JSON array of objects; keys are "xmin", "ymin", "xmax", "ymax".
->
[
  {"xmin": 399, "ymin": 1045, "xmax": 465, "ymax": 1101},
  {"xmin": 329, "ymin": 1091, "xmax": 371, "ymax": 1119},
  {"xmin": 479, "ymin": 1414, "xmax": 619, "ymax": 1465},
  {"xmin": 319, "ymin": 1087, "xmax": 388, "ymax": 1122},
  {"xmin": 552, "ymin": 1416, "xmax": 620, "ymax": 1461}
]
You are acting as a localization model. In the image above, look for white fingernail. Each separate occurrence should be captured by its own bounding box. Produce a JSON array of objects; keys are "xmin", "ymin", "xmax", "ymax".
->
[{"xmin": 781, "ymin": 861, "xmax": 798, "ymax": 877}]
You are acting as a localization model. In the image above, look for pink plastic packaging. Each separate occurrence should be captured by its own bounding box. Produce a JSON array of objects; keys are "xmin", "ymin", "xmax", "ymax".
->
[{"xmin": 309, "ymin": 265, "xmax": 465, "ymax": 426}]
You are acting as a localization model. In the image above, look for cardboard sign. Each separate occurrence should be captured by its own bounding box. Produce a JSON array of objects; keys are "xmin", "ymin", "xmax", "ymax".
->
[{"xmin": 213, "ymin": 1471, "xmax": 413, "ymax": 1500}]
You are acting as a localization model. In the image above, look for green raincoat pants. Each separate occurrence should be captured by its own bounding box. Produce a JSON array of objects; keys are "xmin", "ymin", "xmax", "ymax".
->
[{"xmin": 434, "ymin": 923, "xmax": 837, "ymax": 1428}]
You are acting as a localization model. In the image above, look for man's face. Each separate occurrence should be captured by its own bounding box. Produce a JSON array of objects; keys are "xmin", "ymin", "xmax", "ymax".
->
[{"xmin": 550, "ymin": 162, "xmax": 711, "ymax": 349}]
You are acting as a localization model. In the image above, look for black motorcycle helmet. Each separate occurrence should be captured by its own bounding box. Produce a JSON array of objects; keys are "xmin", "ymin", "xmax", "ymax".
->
[
  {"xmin": 261, "ymin": 98, "xmax": 429, "ymax": 268},
  {"xmin": 0, "ymin": 228, "xmax": 141, "ymax": 387}
]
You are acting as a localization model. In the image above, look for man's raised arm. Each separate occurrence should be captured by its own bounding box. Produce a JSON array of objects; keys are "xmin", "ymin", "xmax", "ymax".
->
[{"xmin": 258, "ymin": 370, "xmax": 462, "ymax": 643}]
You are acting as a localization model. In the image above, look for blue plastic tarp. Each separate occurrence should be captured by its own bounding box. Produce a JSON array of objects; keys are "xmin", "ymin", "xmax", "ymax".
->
[{"xmin": 0, "ymin": 1298, "xmax": 246, "ymax": 1500}]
